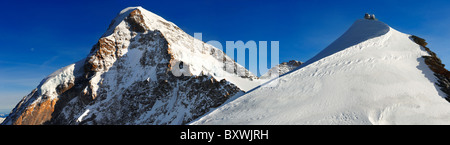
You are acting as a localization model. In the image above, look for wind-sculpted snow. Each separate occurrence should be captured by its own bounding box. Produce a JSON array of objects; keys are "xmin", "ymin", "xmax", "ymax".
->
[
  {"xmin": 192, "ymin": 20, "xmax": 450, "ymax": 125},
  {"xmin": 303, "ymin": 19, "xmax": 390, "ymax": 66}
]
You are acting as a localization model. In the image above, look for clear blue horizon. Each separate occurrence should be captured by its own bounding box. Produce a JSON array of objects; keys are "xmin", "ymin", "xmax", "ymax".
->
[{"xmin": 1, "ymin": 0, "xmax": 450, "ymax": 113}]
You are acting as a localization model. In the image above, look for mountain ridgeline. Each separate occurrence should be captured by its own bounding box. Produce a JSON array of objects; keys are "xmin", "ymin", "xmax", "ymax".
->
[{"xmin": 192, "ymin": 18, "xmax": 450, "ymax": 125}]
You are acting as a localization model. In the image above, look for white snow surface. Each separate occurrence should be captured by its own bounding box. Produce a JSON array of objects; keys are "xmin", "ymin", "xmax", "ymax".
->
[
  {"xmin": 25, "ymin": 59, "xmax": 84, "ymax": 104},
  {"xmin": 191, "ymin": 19, "xmax": 450, "ymax": 125}
]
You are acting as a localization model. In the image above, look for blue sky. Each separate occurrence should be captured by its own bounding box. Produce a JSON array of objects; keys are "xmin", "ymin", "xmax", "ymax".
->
[{"xmin": 1, "ymin": 0, "xmax": 450, "ymax": 113}]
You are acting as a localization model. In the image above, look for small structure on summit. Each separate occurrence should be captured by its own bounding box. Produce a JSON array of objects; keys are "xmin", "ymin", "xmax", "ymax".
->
[
  {"xmin": 364, "ymin": 13, "xmax": 377, "ymax": 20},
  {"xmin": 364, "ymin": 13, "xmax": 370, "ymax": 19}
]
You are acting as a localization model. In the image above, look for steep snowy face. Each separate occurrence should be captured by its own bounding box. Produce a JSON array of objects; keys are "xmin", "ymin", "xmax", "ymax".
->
[
  {"xmin": 260, "ymin": 60, "xmax": 302, "ymax": 79},
  {"xmin": 192, "ymin": 19, "xmax": 450, "ymax": 125},
  {"xmin": 3, "ymin": 7, "xmax": 256, "ymax": 125},
  {"xmin": 0, "ymin": 114, "xmax": 6, "ymax": 124}
]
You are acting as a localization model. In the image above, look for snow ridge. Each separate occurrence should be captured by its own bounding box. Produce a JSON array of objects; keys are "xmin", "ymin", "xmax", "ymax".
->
[
  {"xmin": 302, "ymin": 19, "xmax": 390, "ymax": 67},
  {"xmin": 192, "ymin": 19, "xmax": 450, "ymax": 125}
]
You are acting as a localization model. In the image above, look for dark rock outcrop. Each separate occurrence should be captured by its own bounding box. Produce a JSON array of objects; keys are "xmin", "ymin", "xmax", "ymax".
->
[{"xmin": 411, "ymin": 35, "xmax": 450, "ymax": 102}]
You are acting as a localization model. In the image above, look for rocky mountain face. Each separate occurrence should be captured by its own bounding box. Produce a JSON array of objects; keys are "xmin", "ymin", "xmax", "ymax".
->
[
  {"xmin": 2, "ymin": 7, "xmax": 257, "ymax": 125},
  {"xmin": 260, "ymin": 60, "xmax": 303, "ymax": 79}
]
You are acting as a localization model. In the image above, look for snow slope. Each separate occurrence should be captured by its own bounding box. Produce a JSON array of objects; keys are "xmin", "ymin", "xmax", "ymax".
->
[
  {"xmin": 0, "ymin": 114, "xmax": 8, "ymax": 124},
  {"xmin": 192, "ymin": 19, "xmax": 450, "ymax": 125}
]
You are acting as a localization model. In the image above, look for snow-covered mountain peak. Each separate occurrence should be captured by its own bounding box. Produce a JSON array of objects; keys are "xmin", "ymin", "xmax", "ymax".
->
[
  {"xmin": 103, "ymin": 6, "xmax": 170, "ymax": 36},
  {"xmin": 192, "ymin": 18, "xmax": 450, "ymax": 125},
  {"xmin": 2, "ymin": 6, "xmax": 258, "ymax": 125},
  {"xmin": 305, "ymin": 19, "xmax": 390, "ymax": 65},
  {"xmin": 114, "ymin": 7, "xmax": 255, "ymax": 77},
  {"xmin": 119, "ymin": 6, "xmax": 145, "ymax": 15}
]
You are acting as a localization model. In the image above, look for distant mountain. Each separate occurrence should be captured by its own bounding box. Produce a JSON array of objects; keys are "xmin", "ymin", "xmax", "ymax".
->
[
  {"xmin": 192, "ymin": 19, "xmax": 450, "ymax": 125},
  {"xmin": 2, "ymin": 7, "xmax": 260, "ymax": 125},
  {"xmin": 260, "ymin": 60, "xmax": 302, "ymax": 79},
  {"xmin": 0, "ymin": 114, "xmax": 7, "ymax": 124}
]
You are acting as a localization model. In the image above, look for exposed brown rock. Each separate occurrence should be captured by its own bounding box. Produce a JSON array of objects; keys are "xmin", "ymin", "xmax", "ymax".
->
[
  {"xmin": 11, "ymin": 97, "xmax": 58, "ymax": 125},
  {"xmin": 56, "ymin": 80, "xmax": 75, "ymax": 95},
  {"xmin": 85, "ymin": 9, "xmax": 150, "ymax": 75},
  {"xmin": 125, "ymin": 9, "xmax": 148, "ymax": 33},
  {"xmin": 411, "ymin": 35, "xmax": 449, "ymax": 78},
  {"xmin": 411, "ymin": 35, "xmax": 450, "ymax": 101}
]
